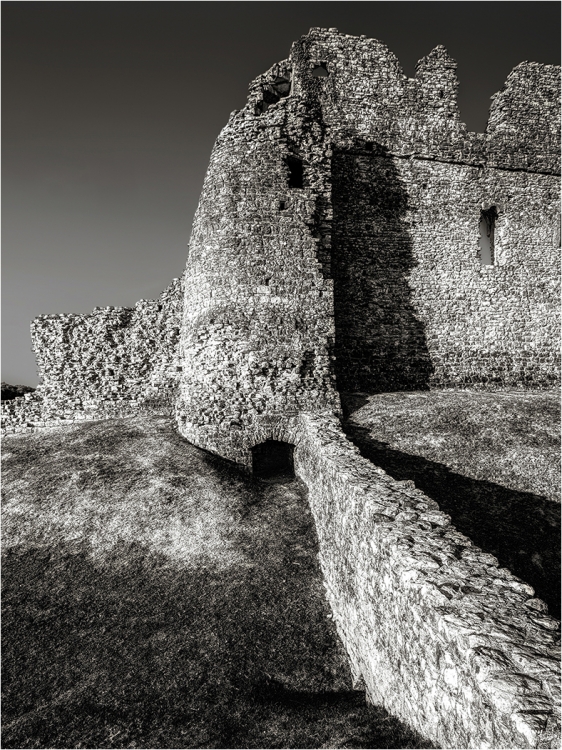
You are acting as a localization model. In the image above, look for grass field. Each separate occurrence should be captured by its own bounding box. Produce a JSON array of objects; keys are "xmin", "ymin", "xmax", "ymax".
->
[
  {"xmin": 2, "ymin": 415, "xmax": 431, "ymax": 749},
  {"xmin": 342, "ymin": 389, "xmax": 561, "ymax": 618}
]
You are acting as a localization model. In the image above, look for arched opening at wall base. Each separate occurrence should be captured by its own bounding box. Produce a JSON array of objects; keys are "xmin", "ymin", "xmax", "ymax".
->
[{"xmin": 252, "ymin": 440, "xmax": 295, "ymax": 481}]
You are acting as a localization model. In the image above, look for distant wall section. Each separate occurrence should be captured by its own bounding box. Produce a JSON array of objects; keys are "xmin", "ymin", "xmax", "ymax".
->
[{"xmin": 1, "ymin": 277, "xmax": 184, "ymax": 434}]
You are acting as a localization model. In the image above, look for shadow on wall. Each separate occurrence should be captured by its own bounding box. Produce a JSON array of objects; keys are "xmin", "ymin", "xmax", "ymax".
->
[
  {"xmin": 331, "ymin": 143, "xmax": 433, "ymax": 393},
  {"xmin": 344, "ymin": 419, "xmax": 561, "ymax": 620}
]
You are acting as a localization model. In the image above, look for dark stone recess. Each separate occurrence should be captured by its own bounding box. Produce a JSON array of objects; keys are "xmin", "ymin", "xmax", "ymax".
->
[
  {"xmin": 252, "ymin": 440, "xmax": 295, "ymax": 481},
  {"xmin": 1, "ymin": 383, "xmax": 35, "ymax": 401}
]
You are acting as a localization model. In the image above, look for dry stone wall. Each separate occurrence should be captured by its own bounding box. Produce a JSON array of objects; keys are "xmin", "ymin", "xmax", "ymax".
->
[{"xmin": 291, "ymin": 412, "xmax": 561, "ymax": 749}]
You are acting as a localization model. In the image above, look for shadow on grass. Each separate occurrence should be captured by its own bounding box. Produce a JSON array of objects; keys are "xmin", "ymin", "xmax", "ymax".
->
[
  {"xmin": 343, "ymin": 415, "xmax": 561, "ymax": 620},
  {"xmin": 2, "ymin": 484, "xmax": 432, "ymax": 749}
]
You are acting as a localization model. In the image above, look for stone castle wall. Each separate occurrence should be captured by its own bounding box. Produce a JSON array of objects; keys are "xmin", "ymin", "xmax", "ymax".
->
[
  {"xmin": 4, "ymin": 28, "xmax": 560, "ymax": 440},
  {"xmin": 174, "ymin": 55, "xmax": 340, "ymax": 465},
  {"xmin": 1, "ymin": 277, "xmax": 184, "ymax": 434},
  {"xmin": 175, "ymin": 28, "xmax": 560, "ymax": 461},
  {"xmin": 332, "ymin": 151, "xmax": 559, "ymax": 391}
]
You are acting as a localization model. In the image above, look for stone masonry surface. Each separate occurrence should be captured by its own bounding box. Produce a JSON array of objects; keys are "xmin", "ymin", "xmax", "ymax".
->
[
  {"xmin": 1, "ymin": 277, "xmax": 184, "ymax": 435},
  {"xmin": 291, "ymin": 413, "xmax": 560, "ymax": 749},
  {"xmin": 176, "ymin": 28, "xmax": 560, "ymax": 462},
  {"xmin": 2, "ymin": 27, "xmax": 560, "ymax": 748}
]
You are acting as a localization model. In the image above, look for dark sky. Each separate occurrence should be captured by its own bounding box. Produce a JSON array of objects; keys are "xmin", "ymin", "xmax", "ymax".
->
[{"xmin": 3, "ymin": 1, "xmax": 560, "ymax": 385}]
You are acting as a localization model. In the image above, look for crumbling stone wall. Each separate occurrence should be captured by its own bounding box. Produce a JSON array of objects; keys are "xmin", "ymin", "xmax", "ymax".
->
[
  {"xmin": 176, "ymin": 27, "xmax": 560, "ymax": 462},
  {"xmin": 1, "ymin": 277, "xmax": 184, "ymax": 434},
  {"xmin": 4, "ymin": 28, "xmax": 559, "ymax": 439},
  {"xmin": 175, "ymin": 58, "xmax": 340, "ymax": 464}
]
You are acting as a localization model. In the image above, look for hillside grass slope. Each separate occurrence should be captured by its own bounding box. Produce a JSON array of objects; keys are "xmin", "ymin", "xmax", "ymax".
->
[{"xmin": 2, "ymin": 415, "xmax": 431, "ymax": 749}]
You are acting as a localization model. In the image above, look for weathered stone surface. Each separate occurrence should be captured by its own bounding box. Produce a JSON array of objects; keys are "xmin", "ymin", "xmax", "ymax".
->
[
  {"xmin": 294, "ymin": 412, "xmax": 560, "ymax": 749},
  {"xmin": 1, "ymin": 277, "xmax": 184, "ymax": 434},
  {"xmin": 2, "ymin": 26, "xmax": 560, "ymax": 749}
]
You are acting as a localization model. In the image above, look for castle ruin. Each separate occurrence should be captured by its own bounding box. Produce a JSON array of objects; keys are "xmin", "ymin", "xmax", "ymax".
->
[{"xmin": 3, "ymin": 29, "xmax": 560, "ymax": 748}]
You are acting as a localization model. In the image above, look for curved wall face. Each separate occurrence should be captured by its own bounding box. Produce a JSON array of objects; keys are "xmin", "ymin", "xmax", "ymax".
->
[{"xmin": 175, "ymin": 57, "xmax": 340, "ymax": 464}]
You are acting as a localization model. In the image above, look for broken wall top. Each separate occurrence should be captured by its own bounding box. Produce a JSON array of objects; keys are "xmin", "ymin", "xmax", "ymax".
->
[{"xmin": 247, "ymin": 27, "xmax": 560, "ymax": 174}]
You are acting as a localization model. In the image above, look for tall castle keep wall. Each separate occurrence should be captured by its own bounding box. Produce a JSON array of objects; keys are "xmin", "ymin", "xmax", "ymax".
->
[
  {"xmin": 174, "ymin": 88, "xmax": 340, "ymax": 463},
  {"xmin": 175, "ymin": 27, "xmax": 560, "ymax": 462},
  {"xmin": 4, "ymin": 28, "xmax": 559, "ymax": 439},
  {"xmin": 332, "ymin": 152, "xmax": 559, "ymax": 391}
]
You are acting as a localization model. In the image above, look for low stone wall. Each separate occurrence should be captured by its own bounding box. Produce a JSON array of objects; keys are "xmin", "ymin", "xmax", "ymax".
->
[
  {"xmin": 289, "ymin": 412, "xmax": 560, "ymax": 749},
  {"xmin": 1, "ymin": 277, "xmax": 184, "ymax": 436},
  {"xmin": 0, "ymin": 391, "xmax": 175, "ymax": 436}
]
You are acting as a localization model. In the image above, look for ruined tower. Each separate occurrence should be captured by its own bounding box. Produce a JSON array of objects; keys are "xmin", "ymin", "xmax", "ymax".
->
[
  {"xmin": 175, "ymin": 27, "xmax": 560, "ymax": 466},
  {"xmin": 2, "ymin": 29, "xmax": 560, "ymax": 453}
]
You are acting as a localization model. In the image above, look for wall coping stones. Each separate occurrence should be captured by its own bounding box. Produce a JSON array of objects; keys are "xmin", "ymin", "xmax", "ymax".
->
[{"xmin": 292, "ymin": 411, "xmax": 560, "ymax": 748}]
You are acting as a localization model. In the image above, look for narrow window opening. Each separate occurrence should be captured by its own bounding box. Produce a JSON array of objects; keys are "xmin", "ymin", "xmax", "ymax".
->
[
  {"xmin": 271, "ymin": 76, "xmax": 291, "ymax": 97},
  {"xmin": 286, "ymin": 156, "xmax": 303, "ymax": 188},
  {"xmin": 479, "ymin": 206, "xmax": 498, "ymax": 266},
  {"xmin": 299, "ymin": 350, "xmax": 315, "ymax": 378},
  {"xmin": 251, "ymin": 440, "xmax": 295, "ymax": 481},
  {"xmin": 365, "ymin": 142, "xmax": 373, "ymax": 151},
  {"xmin": 279, "ymin": 200, "xmax": 287, "ymax": 210},
  {"xmin": 312, "ymin": 63, "xmax": 329, "ymax": 77}
]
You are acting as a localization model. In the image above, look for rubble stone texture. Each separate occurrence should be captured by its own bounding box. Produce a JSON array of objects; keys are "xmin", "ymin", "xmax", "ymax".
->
[
  {"xmin": 2, "ymin": 28, "xmax": 560, "ymax": 749},
  {"xmin": 176, "ymin": 29, "xmax": 560, "ymax": 463}
]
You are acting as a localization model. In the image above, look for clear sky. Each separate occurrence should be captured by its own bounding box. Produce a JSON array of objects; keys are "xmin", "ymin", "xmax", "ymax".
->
[{"xmin": 3, "ymin": 1, "xmax": 560, "ymax": 386}]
